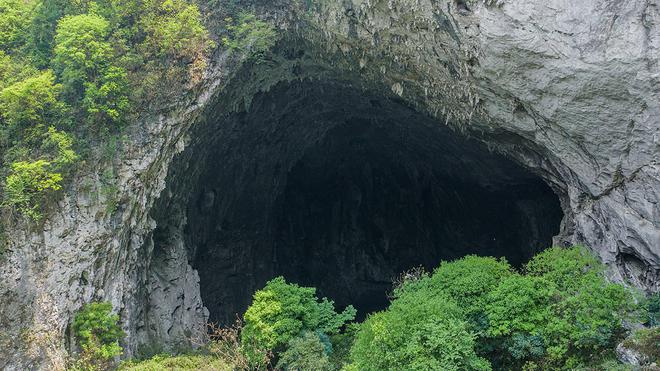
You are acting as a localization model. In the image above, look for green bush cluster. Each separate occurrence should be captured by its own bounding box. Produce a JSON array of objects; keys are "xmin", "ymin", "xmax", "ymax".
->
[
  {"xmin": 72, "ymin": 302, "xmax": 125, "ymax": 370},
  {"xmin": 222, "ymin": 12, "xmax": 278, "ymax": 61},
  {"xmin": 92, "ymin": 247, "xmax": 655, "ymax": 370},
  {"xmin": 348, "ymin": 247, "xmax": 641, "ymax": 370},
  {"xmin": 240, "ymin": 276, "xmax": 356, "ymax": 367},
  {"xmin": 119, "ymin": 353, "xmax": 232, "ymax": 371},
  {"xmin": 0, "ymin": 0, "xmax": 213, "ymax": 220}
]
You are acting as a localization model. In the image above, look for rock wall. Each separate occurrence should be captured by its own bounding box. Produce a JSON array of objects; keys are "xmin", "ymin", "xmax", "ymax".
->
[{"xmin": 0, "ymin": 0, "xmax": 657, "ymax": 369}]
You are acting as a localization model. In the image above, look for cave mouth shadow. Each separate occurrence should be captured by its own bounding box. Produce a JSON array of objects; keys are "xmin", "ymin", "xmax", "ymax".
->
[{"xmin": 155, "ymin": 79, "xmax": 563, "ymax": 324}]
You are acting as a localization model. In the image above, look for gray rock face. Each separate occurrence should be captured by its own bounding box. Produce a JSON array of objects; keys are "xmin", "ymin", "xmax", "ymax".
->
[{"xmin": 0, "ymin": 0, "xmax": 658, "ymax": 369}]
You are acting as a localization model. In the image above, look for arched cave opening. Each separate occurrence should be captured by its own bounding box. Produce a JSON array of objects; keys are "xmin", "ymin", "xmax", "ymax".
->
[{"xmin": 149, "ymin": 79, "xmax": 563, "ymax": 326}]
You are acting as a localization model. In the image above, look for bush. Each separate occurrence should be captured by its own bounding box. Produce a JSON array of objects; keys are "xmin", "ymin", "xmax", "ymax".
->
[
  {"xmin": 276, "ymin": 331, "xmax": 334, "ymax": 371},
  {"xmin": 72, "ymin": 302, "xmax": 125, "ymax": 369},
  {"xmin": 349, "ymin": 289, "xmax": 491, "ymax": 370},
  {"xmin": 140, "ymin": 0, "xmax": 213, "ymax": 61},
  {"xmin": 480, "ymin": 247, "xmax": 638, "ymax": 368},
  {"xmin": 347, "ymin": 247, "xmax": 639, "ymax": 370},
  {"xmin": 0, "ymin": 70, "xmax": 63, "ymax": 129},
  {"xmin": 205, "ymin": 320, "xmax": 268, "ymax": 370},
  {"xmin": 4, "ymin": 159, "xmax": 64, "ymax": 220},
  {"xmin": 53, "ymin": 14, "xmax": 114, "ymax": 96},
  {"xmin": 222, "ymin": 12, "xmax": 277, "ymax": 61},
  {"xmin": 428, "ymin": 255, "xmax": 512, "ymax": 322},
  {"xmin": 241, "ymin": 276, "xmax": 356, "ymax": 366},
  {"xmin": 526, "ymin": 247, "xmax": 636, "ymax": 367},
  {"xmin": 486, "ymin": 274, "xmax": 555, "ymax": 337},
  {"xmin": 0, "ymin": 0, "xmax": 36, "ymax": 50},
  {"xmin": 525, "ymin": 246, "xmax": 601, "ymax": 291},
  {"xmin": 646, "ymin": 293, "xmax": 660, "ymax": 326},
  {"xmin": 119, "ymin": 354, "xmax": 231, "ymax": 371}
]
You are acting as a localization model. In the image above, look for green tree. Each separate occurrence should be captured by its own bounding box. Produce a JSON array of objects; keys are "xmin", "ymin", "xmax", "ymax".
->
[
  {"xmin": 82, "ymin": 65, "xmax": 129, "ymax": 125},
  {"xmin": 428, "ymin": 255, "xmax": 512, "ymax": 321},
  {"xmin": 486, "ymin": 274, "xmax": 555, "ymax": 337},
  {"xmin": 276, "ymin": 331, "xmax": 334, "ymax": 371},
  {"xmin": 53, "ymin": 13, "xmax": 130, "ymax": 126},
  {"xmin": 141, "ymin": 0, "xmax": 212, "ymax": 60},
  {"xmin": 241, "ymin": 276, "xmax": 356, "ymax": 366},
  {"xmin": 72, "ymin": 302, "xmax": 125, "ymax": 368},
  {"xmin": 42, "ymin": 126, "xmax": 77, "ymax": 167},
  {"xmin": 4, "ymin": 159, "xmax": 63, "ymax": 220},
  {"xmin": 27, "ymin": 0, "xmax": 69, "ymax": 67},
  {"xmin": 223, "ymin": 12, "xmax": 277, "ymax": 60},
  {"xmin": 479, "ymin": 247, "xmax": 639, "ymax": 369},
  {"xmin": 349, "ymin": 289, "xmax": 491, "ymax": 370},
  {"xmin": 0, "ymin": 0, "xmax": 37, "ymax": 51},
  {"xmin": 0, "ymin": 70, "xmax": 63, "ymax": 130},
  {"xmin": 53, "ymin": 13, "xmax": 113, "ymax": 98},
  {"xmin": 0, "ymin": 51, "xmax": 39, "ymax": 90},
  {"xmin": 525, "ymin": 247, "xmax": 637, "ymax": 367}
]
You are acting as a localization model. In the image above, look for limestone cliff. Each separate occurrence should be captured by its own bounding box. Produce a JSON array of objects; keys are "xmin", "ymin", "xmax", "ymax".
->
[{"xmin": 0, "ymin": 0, "xmax": 657, "ymax": 369}]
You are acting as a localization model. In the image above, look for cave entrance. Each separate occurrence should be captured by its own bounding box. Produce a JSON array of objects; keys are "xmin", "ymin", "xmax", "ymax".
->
[{"xmin": 153, "ymin": 79, "xmax": 563, "ymax": 325}]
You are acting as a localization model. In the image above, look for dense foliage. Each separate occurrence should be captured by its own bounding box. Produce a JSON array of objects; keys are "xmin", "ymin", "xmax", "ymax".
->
[
  {"xmin": 240, "ymin": 276, "xmax": 356, "ymax": 366},
  {"xmin": 275, "ymin": 331, "xmax": 334, "ymax": 371},
  {"xmin": 88, "ymin": 247, "xmax": 657, "ymax": 370},
  {"xmin": 347, "ymin": 247, "xmax": 642, "ymax": 370},
  {"xmin": 119, "ymin": 353, "xmax": 232, "ymax": 371},
  {"xmin": 349, "ymin": 288, "xmax": 491, "ymax": 370},
  {"xmin": 0, "ymin": 0, "xmax": 213, "ymax": 220},
  {"xmin": 72, "ymin": 302, "xmax": 125, "ymax": 369}
]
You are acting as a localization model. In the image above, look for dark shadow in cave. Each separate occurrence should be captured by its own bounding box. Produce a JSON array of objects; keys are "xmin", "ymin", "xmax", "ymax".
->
[{"xmin": 153, "ymin": 80, "xmax": 563, "ymax": 324}]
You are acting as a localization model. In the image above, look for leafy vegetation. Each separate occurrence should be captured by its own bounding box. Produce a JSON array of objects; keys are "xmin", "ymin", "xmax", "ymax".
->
[
  {"xmin": 78, "ymin": 247, "xmax": 655, "ymax": 370},
  {"xmin": 222, "ymin": 12, "xmax": 278, "ymax": 61},
  {"xmin": 240, "ymin": 276, "xmax": 356, "ymax": 366},
  {"xmin": 347, "ymin": 247, "xmax": 642, "ymax": 370},
  {"xmin": 0, "ymin": 0, "xmax": 214, "ymax": 220},
  {"xmin": 119, "ymin": 353, "xmax": 232, "ymax": 371},
  {"xmin": 72, "ymin": 302, "xmax": 125, "ymax": 369},
  {"xmin": 349, "ymin": 288, "xmax": 491, "ymax": 370},
  {"xmin": 275, "ymin": 331, "xmax": 334, "ymax": 371},
  {"xmin": 645, "ymin": 292, "xmax": 660, "ymax": 326}
]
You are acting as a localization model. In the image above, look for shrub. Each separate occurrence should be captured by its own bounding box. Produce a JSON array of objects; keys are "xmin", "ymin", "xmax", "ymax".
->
[
  {"xmin": 241, "ymin": 276, "xmax": 356, "ymax": 366},
  {"xmin": 119, "ymin": 354, "xmax": 231, "ymax": 371},
  {"xmin": 4, "ymin": 159, "xmax": 63, "ymax": 220},
  {"xmin": 82, "ymin": 65, "xmax": 129, "ymax": 125},
  {"xmin": 53, "ymin": 14, "xmax": 114, "ymax": 96},
  {"xmin": 480, "ymin": 247, "xmax": 638, "ymax": 368},
  {"xmin": 527, "ymin": 247, "xmax": 636, "ymax": 366},
  {"xmin": 205, "ymin": 319, "xmax": 270, "ymax": 370},
  {"xmin": 140, "ymin": 0, "xmax": 213, "ymax": 61},
  {"xmin": 0, "ymin": 0, "xmax": 36, "ymax": 50},
  {"xmin": 429, "ymin": 255, "xmax": 512, "ymax": 321},
  {"xmin": 0, "ymin": 70, "xmax": 63, "ymax": 129},
  {"xmin": 486, "ymin": 274, "xmax": 555, "ymax": 337},
  {"xmin": 72, "ymin": 302, "xmax": 125, "ymax": 369},
  {"xmin": 525, "ymin": 246, "xmax": 601, "ymax": 291},
  {"xmin": 222, "ymin": 12, "xmax": 277, "ymax": 60},
  {"xmin": 276, "ymin": 331, "xmax": 334, "ymax": 371},
  {"xmin": 42, "ymin": 126, "xmax": 78, "ymax": 167},
  {"xmin": 349, "ymin": 289, "xmax": 491, "ymax": 370},
  {"xmin": 646, "ymin": 293, "xmax": 660, "ymax": 326}
]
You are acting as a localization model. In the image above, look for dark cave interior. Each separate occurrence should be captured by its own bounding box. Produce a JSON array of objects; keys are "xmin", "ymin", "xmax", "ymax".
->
[{"xmin": 151, "ymin": 80, "xmax": 563, "ymax": 324}]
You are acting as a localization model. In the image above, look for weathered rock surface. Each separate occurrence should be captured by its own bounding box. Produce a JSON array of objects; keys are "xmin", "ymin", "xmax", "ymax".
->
[{"xmin": 0, "ymin": 0, "xmax": 657, "ymax": 369}]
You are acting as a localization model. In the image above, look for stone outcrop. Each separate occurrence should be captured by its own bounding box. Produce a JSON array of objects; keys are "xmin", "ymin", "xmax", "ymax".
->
[{"xmin": 0, "ymin": 0, "xmax": 657, "ymax": 369}]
